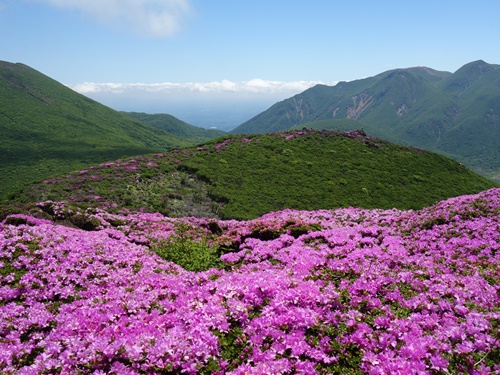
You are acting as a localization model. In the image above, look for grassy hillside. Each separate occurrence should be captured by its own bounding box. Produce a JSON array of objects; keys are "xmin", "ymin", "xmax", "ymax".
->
[
  {"xmin": 231, "ymin": 61, "xmax": 500, "ymax": 182},
  {"xmin": 8, "ymin": 130, "xmax": 497, "ymax": 220},
  {"xmin": 122, "ymin": 111, "xmax": 226, "ymax": 143},
  {"xmin": 0, "ymin": 61, "xmax": 195, "ymax": 199}
]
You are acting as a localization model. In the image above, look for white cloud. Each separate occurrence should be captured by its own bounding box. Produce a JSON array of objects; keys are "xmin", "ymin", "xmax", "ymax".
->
[
  {"xmin": 69, "ymin": 79, "xmax": 339, "ymax": 130},
  {"xmin": 69, "ymin": 79, "xmax": 335, "ymax": 96},
  {"xmin": 37, "ymin": 0, "xmax": 191, "ymax": 37}
]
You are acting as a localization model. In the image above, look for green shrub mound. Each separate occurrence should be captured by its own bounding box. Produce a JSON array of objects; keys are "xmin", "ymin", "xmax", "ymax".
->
[{"xmin": 7, "ymin": 129, "xmax": 496, "ymax": 220}]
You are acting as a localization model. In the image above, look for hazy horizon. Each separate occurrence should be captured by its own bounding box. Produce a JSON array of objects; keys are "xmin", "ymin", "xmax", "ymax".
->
[{"xmin": 69, "ymin": 78, "xmax": 335, "ymax": 131}]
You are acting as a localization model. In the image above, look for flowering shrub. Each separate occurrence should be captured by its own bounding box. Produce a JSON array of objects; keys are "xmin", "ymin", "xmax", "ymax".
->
[{"xmin": 1, "ymin": 189, "xmax": 499, "ymax": 374}]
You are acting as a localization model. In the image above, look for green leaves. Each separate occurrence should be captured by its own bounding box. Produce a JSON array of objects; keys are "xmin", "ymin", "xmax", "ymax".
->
[{"xmin": 150, "ymin": 222, "xmax": 222, "ymax": 272}]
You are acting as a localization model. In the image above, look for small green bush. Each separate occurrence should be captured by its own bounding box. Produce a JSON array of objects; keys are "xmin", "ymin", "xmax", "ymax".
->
[
  {"xmin": 150, "ymin": 223, "xmax": 221, "ymax": 272},
  {"xmin": 152, "ymin": 238, "xmax": 221, "ymax": 272}
]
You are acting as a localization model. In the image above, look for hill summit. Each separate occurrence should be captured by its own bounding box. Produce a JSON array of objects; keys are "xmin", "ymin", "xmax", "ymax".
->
[
  {"xmin": 231, "ymin": 60, "xmax": 500, "ymax": 182},
  {"xmin": 10, "ymin": 129, "xmax": 497, "ymax": 220}
]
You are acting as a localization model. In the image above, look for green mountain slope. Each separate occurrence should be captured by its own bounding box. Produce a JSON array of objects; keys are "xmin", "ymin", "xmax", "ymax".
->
[
  {"xmin": 231, "ymin": 60, "xmax": 500, "ymax": 181},
  {"xmin": 0, "ymin": 61, "xmax": 194, "ymax": 199},
  {"xmin": 122, "ymin": 111, "xmax": 226, "ymax": 143},
  {"xmin": 9, "ymin": 130, "xmax": 497, "ymax": 220}
]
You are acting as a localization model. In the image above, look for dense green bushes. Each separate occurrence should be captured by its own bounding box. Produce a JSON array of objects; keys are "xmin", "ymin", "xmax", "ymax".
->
[
  {"xmin": 7, "ymin": 130, "xmax": 497, "ymax": 220},
  {"xmin": 181, "ymin": 130, "xmax": 496, "ymax": 219}
]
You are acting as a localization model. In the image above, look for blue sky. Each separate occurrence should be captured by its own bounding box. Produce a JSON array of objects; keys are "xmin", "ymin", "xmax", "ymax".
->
[{"xmin": 2, "ymin": 0, "xmax": 500, "ymax": 129}]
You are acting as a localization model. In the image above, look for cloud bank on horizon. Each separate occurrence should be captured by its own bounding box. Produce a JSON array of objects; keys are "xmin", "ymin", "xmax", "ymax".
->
[
  {"xmin": 71, "ymin": 79, "xmax": 336, "ymax": 129},
  {"xmin": 36, "ymin": 0, "xmax": 191, "ymax": 38},
  {"xmin": 70, "ymin": 79, "xmax": 337, "ymax": 131},
  {"xmin": 70, "ymin": 79, "xmax": 335, "ymax": 96}
]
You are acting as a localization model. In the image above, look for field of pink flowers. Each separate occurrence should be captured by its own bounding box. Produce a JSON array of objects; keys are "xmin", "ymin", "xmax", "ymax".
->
[{"xmin": 1, "ymin": 189, "xmax": 499, "ymax": 374}]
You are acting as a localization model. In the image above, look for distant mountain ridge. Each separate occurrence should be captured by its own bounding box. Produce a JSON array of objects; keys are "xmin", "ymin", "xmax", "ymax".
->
[
  {"xmin": 232, "ymin": 60, "xmax": 500, "ymax": 181},
  {"xmin": 0, "ymin": 61, "xmax": 222, "ymax": 199},
  {"xmin": 122, "ymin": 112, "xmax": 226, "ymax": 143}
]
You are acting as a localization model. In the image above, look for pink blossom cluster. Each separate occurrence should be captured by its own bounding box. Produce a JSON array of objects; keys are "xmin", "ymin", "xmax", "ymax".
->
[
  {"xmin": 91, "ymin": 154, "xmax": 166, "ymax": 175},
  {"xmin": 1, "ymin": 189, "xmax": 499, "ymax": 374},
  {"xmin": 213, "ymin": 139, "xmax": 233, "ymax": 150},
  {"xmin": 212, "ymin": 137, "xmax": 253, "ymax": 150},
  {"xmin": 275, "ymin": 129, "xmax": 375, "ymax": 143}
]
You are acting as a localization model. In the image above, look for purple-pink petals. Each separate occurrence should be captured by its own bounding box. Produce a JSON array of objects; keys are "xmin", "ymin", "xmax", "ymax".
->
[{"xmin": 0, "ymin": 188, "xmax": 499, "ymax": 374}]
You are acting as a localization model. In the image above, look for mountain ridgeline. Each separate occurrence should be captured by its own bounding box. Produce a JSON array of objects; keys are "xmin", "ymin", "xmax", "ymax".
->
[
  {"xmin": 122, "ymin": 111, "xmax": 226, "ymax": 143},
  {"xmin": 232, "ymin": 60, "xmax": 500, "ymax": 182},
  {"xmin": 10, "ymin": 130, "xmax": 497, "ymax": 220},
  {"xmin": 0, "ymin": 61, "xmax": 224, "ymax": 199}
]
